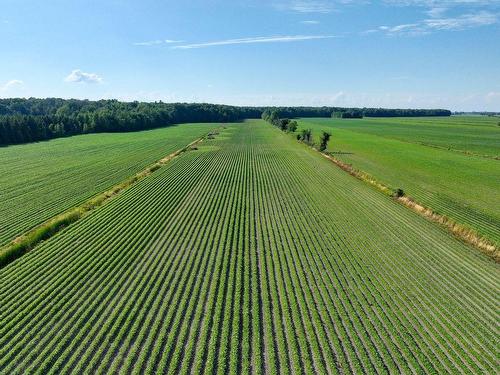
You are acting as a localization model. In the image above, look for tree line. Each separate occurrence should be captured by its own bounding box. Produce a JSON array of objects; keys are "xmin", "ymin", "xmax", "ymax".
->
[
  {"xmin": 261, "ymin": 109, "xmax": 331, "ymax": 151},
  {"xmin": 0, "ymin": 98, "xmax": 451, "ymax": 146}
]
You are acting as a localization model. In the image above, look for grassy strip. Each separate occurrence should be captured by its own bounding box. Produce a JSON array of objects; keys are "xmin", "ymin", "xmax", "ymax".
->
[
  {"xmin": 0, "ymin": 135, "xmax": 210, "ymax": 268},
  {"xmin": 320, "ymin": 151, "xmax": 499, "ymax": 262}
]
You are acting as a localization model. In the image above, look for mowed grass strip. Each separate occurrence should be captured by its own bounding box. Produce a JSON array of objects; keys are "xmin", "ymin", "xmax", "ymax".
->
[
  {"xmin": 0, "ymin": 120, "xmax": 498, "ymax": 374},
  {"xmin": 0, "ymin": 122, "xmax": 219, "ymax": 246}
]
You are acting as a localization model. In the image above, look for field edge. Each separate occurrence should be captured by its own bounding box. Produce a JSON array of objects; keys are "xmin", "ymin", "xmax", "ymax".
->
[{"xmin": 319, "ymin": 151, "xmax": 499, "ymax": 262}]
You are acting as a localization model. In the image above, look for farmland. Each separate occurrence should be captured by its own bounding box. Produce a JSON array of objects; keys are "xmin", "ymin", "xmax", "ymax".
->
[
  {"xmin": 296, "ymin": 116, "xmax": 500, "ymax": 247},
  {"xmin": 0, "ymin": 120, "xmax": 497, "ymax": 373},
  {"xmin": 0, "ymin": 123, "xmax": 217, "ymax": 246},
  {"xmin": 303, "ymin": 116, "xmax": 500, "ymax": 157}
]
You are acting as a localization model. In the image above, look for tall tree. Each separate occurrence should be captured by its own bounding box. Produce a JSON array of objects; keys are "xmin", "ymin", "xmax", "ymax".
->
[{"xmin": 319, "ymin": 131, "xmax": 331, "ymax": 152}]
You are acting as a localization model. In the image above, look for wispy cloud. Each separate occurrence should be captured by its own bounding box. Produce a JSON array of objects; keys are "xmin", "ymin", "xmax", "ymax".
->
[
  {"xmin": 382, "ymin": 23, "xmax": 421, "ymax": 32},
  {"xmin": 383, "ymin": 0, "xmax": 500, "ymax": 6},
  {"xmin": 424, "ymin": 10, "xmax": 497, "ymax": 29},
  {"xmin": 301, "ymin": 20, "xmax": 321, "ymax": 24},
  {"xmin": 274, "ymin": 1, "xmax": 335, "ymax": 13},
  {"xmin": 0, "ymin": 80, "xmax": 23, "ymax": 91},
  {"xmin": 291, "ymin": 1, "xmax": 335, "ymax": 12},
  {"xmin": 370, "ymin": 10, "xmax": 498, "ymax": 35},
  {"xmin": 133, "ymin": 40, "xmax": 163, "ymax": 46},
  {"xmin": 426, "ymin": 6, "xmax": 448, "ymax": 18},
  {"xmin": 172, "ymin": 35, "xmax": 337, "ymax": 49},
  {"xmin": 64, "ymin": 70, "xmax": 102, "ymax": 84},
  {"xmin": 134, "ymin": 39, "xmax": 183, "ymax": 46}
]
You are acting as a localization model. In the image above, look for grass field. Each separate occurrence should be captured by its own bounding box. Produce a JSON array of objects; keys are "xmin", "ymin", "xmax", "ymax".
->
[
  {"xmin": 0, "ymin": 123, "xmax": 217, "ymax": 247},
  {"xmin": 296, "ymin": 116, "xmax": 500, "ymax": 246},
  {"xmin": 305, "ymin": 116, "xmax": 500, "ymax": 157},
  {"xmin": 0, "ymin": 120, "xmax": 497, "ymax": 374}
]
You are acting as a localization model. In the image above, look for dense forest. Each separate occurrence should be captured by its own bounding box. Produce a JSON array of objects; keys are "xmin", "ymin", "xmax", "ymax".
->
[{"xmin": 0, "ymin": 98, "xmax": 451, "ymax": 145}]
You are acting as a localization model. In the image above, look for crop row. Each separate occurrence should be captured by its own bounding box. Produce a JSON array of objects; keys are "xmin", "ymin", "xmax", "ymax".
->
[
  {"xmin": 0, "ymin": 121, "xmax": 498, "ymax": 374},
  {"xmin": 0, "ymin": 123, "xmax": 217, "ymax": 246}
]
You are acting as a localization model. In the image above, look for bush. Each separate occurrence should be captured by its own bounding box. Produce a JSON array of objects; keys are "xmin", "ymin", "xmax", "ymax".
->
[{"xmin": 393, "ymin": 188, "xmax": 405, "ymax": 198}]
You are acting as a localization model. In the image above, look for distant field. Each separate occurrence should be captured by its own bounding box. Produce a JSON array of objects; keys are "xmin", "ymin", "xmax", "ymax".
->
[
  {"xmin": 0, "ymin": 123, "xmax": 217, "ymax": 246},
  {"xmin": 306, "ymin": 116, "xmax": 500, "ymax": 157},
  {"xmin": 296, "ymin": 116, "xmax": 500, "ymax": 246},
  {"xmin": 0, "ymin": 120, "xmax": 497, "ymax": 373}
]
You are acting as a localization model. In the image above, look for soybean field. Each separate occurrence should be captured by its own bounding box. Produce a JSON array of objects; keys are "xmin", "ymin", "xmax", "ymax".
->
[
  {"xmin": 0, "ymin": 120, "xmax": 497, "ymax": 374},
  {"xmin": 0, "ymin": 123, "xmax": 217, "ymax": 246}
]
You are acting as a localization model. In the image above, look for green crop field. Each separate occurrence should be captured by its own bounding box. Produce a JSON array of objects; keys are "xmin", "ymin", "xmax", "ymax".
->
[
  {"xmin": 0, "ymin": 123, "xmax": 217, "ymax": 247},
  {"xmin": 296, "ymin": 116, "xmax": 500, "ymax": 246},
  {"xmin": 303, "ymin": 116, "xmax": 500, "ymax": 157},
  {"xmin": 0, "ymin": 120, "xmax": 497, "ymax": 374}
]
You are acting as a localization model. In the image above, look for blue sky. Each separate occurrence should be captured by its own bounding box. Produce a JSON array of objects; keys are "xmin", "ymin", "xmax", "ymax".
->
[{"xmin": 1, "ymin": 0, "xmax": 499, "ymax": 111}]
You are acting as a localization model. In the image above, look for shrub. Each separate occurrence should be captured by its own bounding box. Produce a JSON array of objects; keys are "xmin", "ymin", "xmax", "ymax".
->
[{"xmin": 393, "ymin": 188, "xmax": 405, "ymax": 198}]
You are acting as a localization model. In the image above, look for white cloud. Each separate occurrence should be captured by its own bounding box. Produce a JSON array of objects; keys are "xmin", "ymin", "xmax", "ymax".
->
[
  {"xmin": 360, "ymin": 28, "xmax": 379, "ymax": 34},
  {"xmin": 291, "ymin": 1, "xmax": 335, "ymax": 12},
  {"xmin": 134, "ymin": 39, "xmax": 183, "ymax": 46},
  {"xmin": 384, "ymin": 0, "xmax": 500, "ymax": 6},
  {"xmin": 386, "ymin": 23, "xmax": 421, "ymax": 32},
  {"xmin": 370, "ymin": 0, "xmax": 500, "ymax": 35},
  {"xmin": 330, "ymin": 91, "xmax": 346, "ymax": 102},
  {"xmin": 172, "ymin": 35, "xmax": 337, "ymax": 49},
  {"xmin": 301, "ymin": 20, "xmax": 321, "ymax": 24},
  {"xmin": 485, "ymin": 91, "xmax": 500, "ymax": 103},
  {"xmin": 424, "ymin": 10, "xmax": 497, "ymax": 29},
  {"xmin": 64, "ymin": 70, "xmax": 103, "ymax": 84},
  {"xmin": 1, "ymin": 79, "xmax": 24, "ymax": 91},
  {"xmin": 274, "ymin": 0, "xmax": 335, "ymax": 13},
  {"xmin": 133, "ymin": 40, "xmax": 164, "ymax": 46},
  {"xmin": 370, "ymin": 10, "xmax": 497, "ymax": 35},
  {"xmin": 426, "ymin": 6, "xmax": 448, "ymax": 17}
]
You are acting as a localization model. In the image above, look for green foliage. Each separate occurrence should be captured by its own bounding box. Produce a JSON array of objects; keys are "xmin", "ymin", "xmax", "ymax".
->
[
  {"xmin": 288, "ymin": 120, "xmax": 298, "ymax": 132},
  {"xmin": 0, "ymin": 122, "xmax": 218, "ymax": 246},
  {"xmin": 299, "ymin": 128, "xmax": 313, "ymax": 144},
  {"xmin": 261, "ymin": 109, "xmax": 280, "ymax": 126},
  {"xmin": 0, "ymin": 210, "xmax": 81, "ymax": 267},
  {"xmin": 0, "ymin": 100, "xmax": 260, "ymax": 145},
  {"xmin": 0, "ymin": 120, "xmax": 496, "ymax": 373},
  {"xmin": 295, "ymin": 116, "xmax": 500, "ymax": 246},
  {"xmin": 393, "ymin": 188, "xmax": 405, "ymax": 198},
  {"xmin": 279, "ymin": 118, "xmax": 290, "ymax": 131},
  {"xmin": 332, "ymin": 110, "xmax": 363, "ymax": 119},
  {"xmin": 319, "ymin": 131, "xmax": 331, "ymax": 151},
  {"xmin": 0, "ymin": 98, "xmax": 451, "ymax": 146}
]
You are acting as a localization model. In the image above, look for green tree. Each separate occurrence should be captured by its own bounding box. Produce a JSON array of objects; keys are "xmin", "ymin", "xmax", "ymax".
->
[
  {"xmin": 300, "ymin": 128, "xmax": 312, "ymax": 144},
  {"xmin": 279, "ymin": 118, "xmax": 290, "ymax": 131},
  {"xmin": 319, "ymin": 131, "xmax": 331, "ymax": 151}
]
